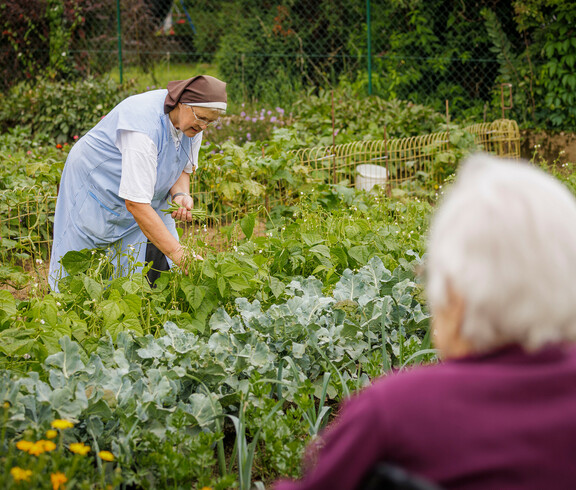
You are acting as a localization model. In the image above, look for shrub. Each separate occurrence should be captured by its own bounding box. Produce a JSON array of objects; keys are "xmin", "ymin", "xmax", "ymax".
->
[{"xmin": 0, "ymin": 77, "xmax": 136, "ymax": 143}]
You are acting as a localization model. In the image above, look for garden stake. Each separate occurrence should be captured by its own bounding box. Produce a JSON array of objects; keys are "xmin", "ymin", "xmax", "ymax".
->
[
  {"xmin": 500, "ymin": 83, "xmax": 513, "ymax": 119},
  {"xmin": 383, "ymin": 124, "xmax": 391, "ymax": 197}
]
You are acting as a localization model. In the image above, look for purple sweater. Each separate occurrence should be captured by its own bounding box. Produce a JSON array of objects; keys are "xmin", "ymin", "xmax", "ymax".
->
[{"xmin": 274, "ymin": 345, "xmax": 576, "ymax": 490}]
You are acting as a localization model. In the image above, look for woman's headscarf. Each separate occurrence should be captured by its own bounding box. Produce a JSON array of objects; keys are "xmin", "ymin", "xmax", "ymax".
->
[{"xmin": 164, "ymin": 75, "xmax": 227, "ymax": 113}]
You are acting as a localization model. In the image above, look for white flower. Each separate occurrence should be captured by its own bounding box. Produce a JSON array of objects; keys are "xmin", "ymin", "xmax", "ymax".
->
[
  {"xmin": 56, "ymin": 302, "xmax": 61, "ymax": 307},
  {"xmin": 36, "ymin": 258, "xmax": 43, "ymax": 265},
  {"xmin": 40, "ymin": 319, "xmax": 45, "ymax": 324}
]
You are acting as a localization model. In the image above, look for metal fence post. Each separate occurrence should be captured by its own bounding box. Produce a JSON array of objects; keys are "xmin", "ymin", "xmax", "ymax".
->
[
  {"xmin": 366, "ymin": 0, "xmax": 372, "ymax": 95},
  {"xmin": 116, "ymin": 0, "xmax": 123, "ymax": 84}
]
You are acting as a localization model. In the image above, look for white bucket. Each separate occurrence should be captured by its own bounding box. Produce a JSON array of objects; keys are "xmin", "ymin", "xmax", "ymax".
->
[{"xmin": 356, "ymin": 164, "xmax": 388, "ymax": 192}]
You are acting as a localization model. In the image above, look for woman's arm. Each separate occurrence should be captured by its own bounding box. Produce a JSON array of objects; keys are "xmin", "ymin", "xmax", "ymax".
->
[{"xmin": 125, "ymin": 200, "xmax": 186, "ymax": 267}]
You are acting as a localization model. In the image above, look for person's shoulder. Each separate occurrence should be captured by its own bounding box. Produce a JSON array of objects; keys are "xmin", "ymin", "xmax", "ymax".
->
[{"xmin": 121, "ymin": 89, "xmax": 167, "ymax": 109}]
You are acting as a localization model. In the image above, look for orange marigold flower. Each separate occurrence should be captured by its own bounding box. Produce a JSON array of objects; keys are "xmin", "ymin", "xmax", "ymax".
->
[
  {"xmin": 56, "ymin": 144, "xmax": 63, "ymax": 149},
  {"xmin": 69, "ymin": 442, "xmax": 91, "ymax": 455},
  {"xmin": 27, "ymin": 439, "xmax": 56, "ymax": 456},
  {"xmin": 16, "ymin": 440, "xmax": 34, "ymax": 452},
  {"xmin": 98, "ymin": 450, "xmax": 114, "ymax": 462},
  {"xmin": 46, "ymin": 429, "xmax": 58, "ymax": 439},
  {"xmin": 51, "ymin": 419, "xmax": 74, "ymax": 430},
  {"xmin": 10, "ymin": 466, "xmax": 33, "ymax": 482},
  {"xmin": 51, "ymin": 471, "xmax": 67, "ymax": 490},
  {"xmin": 41, "ymin": 440, "xmax": 57, "ymax": 452}
]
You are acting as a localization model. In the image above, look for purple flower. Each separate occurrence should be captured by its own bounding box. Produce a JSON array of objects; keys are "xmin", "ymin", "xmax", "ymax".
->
[
  {"xmin": 252, "ymin": 118, "xmax": 257, "ymax": 123},
  {"xmin": 276, "ymin": 107, "xmax": 285, "ymax": 114},
  {"xmin": 267, "ymin": 110, "xmax": 272, "ymax": 116},
  {"xmin": 240, "ymin": 111, "xmax": 246, "ymax": 117},
  {"xmin": 259, "ymin": 115, "xmax": 265, "ymax": 120},
  {"xmin": 245, "ymin": 116, "xmax": 251, "ymax": 121},
  {"xmin": 246, "ymin": 133, "xmax": 252, "ymax": 141},
  {"xmin": 334, "ymin": 128, "xmax": 340, "ymax": 136},
  {"xmin": 270, "ymin": 116, "xmax": 277, "ymax": 123}
]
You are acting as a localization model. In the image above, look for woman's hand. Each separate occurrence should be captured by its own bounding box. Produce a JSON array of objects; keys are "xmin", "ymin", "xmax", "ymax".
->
[
  {"xmin": 171, "ymin": 194, "xmax": 195, "ymax": 222},
  {"xmin": 170, "ymin": 245, "xmax": 204, "ymax": 275}
]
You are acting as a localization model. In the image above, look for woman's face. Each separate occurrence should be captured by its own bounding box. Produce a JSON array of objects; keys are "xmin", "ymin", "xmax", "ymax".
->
[{"xmin": 177, "ymin": 104, "xmax": 220, "ymax": 137}]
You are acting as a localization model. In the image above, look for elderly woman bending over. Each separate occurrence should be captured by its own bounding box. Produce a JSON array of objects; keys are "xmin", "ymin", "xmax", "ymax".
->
[
  {"xmin": 49, "ymin": 76, "xmax": 227, "ymax": 290},
  {"xmin": 275, "ymin": 153, "xmax": 576, "ymax": 490}
]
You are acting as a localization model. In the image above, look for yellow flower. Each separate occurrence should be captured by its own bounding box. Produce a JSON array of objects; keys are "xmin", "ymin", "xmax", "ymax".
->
[
  {"xmin": 69, "ymin": 442, "xmax": 91, "ymax": 455},
  {"xmin": 51, "ymin": 419, "xmax": 74, "ymax": 430},
  {"xmin": 27, "ymin": 439, "xmax": 56, "ymax": 456},
  {"xmin": 98, "ymin": 450, "xmax": 114, "ymax": 462},
  {"xmin": 3, "ymin": 401, "xmax": 10, "ymax": 409},
  {"xmin": 16, "ymin": 440, "xmax": 34, "ymax": 452},
  {"xmin": 10, "ymin": 466, "xmax": 33, "ymax": 483},
  {"xmin": 199, "ymin": 487, "xmax": 213, "ymax": 490},
  {"xmin": 51, "ymin": 471, "xmax": 68, "ymax": 490},
  {"xmin": 41, "ymin": 440, "xmax": 57, "ymax": 452},
  {"xmin": 46, "ymin": 429, "xmax": 58, "ymax": 439}
]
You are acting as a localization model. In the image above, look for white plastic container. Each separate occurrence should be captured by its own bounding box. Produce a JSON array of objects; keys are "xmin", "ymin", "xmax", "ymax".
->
[{"xmin": 356, "ymin": 164, "xmax": 388, "ymax": 192}]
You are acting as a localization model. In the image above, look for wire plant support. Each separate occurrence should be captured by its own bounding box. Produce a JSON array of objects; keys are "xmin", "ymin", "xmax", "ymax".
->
[{"xmin": 1, "ymin": 120, "xmax": 521, "ymax": 267}]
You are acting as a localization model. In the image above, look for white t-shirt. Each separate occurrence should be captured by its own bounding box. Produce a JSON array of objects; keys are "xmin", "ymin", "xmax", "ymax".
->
[{"xmin": 116, "ymin": 123, "xmax": 201, "ymax": 203}]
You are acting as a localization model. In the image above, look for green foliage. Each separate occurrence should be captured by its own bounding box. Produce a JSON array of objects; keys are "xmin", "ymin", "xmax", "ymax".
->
[
  {"xmin": 215, "ymin": 3, "xmax": 303, "ymax": 107},
  {"xmin": 0, "ymin": 75, "xmax": 516, "ymax": 486},
  {"xmin": 483, "ymin": 2, "xmax": 576, "ymax": 129},
  {"xmin": 0, "ymin": 77, "xmax": 135, "ymax": 143},
  {"xmin": 290, "ymin": 84, "xmax": 447, "ymax": 146},
  {"xmin": 534, "ymin": 7, "xmax": 576, "ymax": 128},
  {"xmin": 0, "ymin": 252, "xmax": 432, "ymax": 487}
]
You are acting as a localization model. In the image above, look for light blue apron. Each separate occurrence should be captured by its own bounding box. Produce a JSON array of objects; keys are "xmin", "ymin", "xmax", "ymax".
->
[{"xmin": 49, "ymin": 90, "xmax": 199, "ymax": 290}]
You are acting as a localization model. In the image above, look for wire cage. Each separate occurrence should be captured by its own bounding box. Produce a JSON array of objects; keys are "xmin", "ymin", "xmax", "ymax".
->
[
  {"xmin": 291, "ymin": 119, "xmax": 521, "ymax": 192},
  {"xmin": 0, "ymin": 185, "xmax": 56, "ymax": 263},
  {"xmin": 0, "ymin": 119, "xmax": 520, "ymax": 266}
]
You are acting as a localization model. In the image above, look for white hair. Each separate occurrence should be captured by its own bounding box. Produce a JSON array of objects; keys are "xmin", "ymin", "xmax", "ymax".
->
[{"xmin": 427, "ymin": 153, "xmax": 576, "ymax": 351}]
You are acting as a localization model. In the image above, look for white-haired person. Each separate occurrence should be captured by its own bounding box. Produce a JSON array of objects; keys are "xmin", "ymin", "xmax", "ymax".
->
[
  {"xmin": 274, "ymin": 153, "xmax": 576, "ymax": 490},
  {"xmin": 49, "ymin": 75, "xmax": 227, "ymax": 290}
]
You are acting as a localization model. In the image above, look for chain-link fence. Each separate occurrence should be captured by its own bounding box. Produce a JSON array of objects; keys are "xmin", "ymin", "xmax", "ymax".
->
[{"xmin": 2, "ymin": 0, "xmax": 521, "ymax": 115}]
